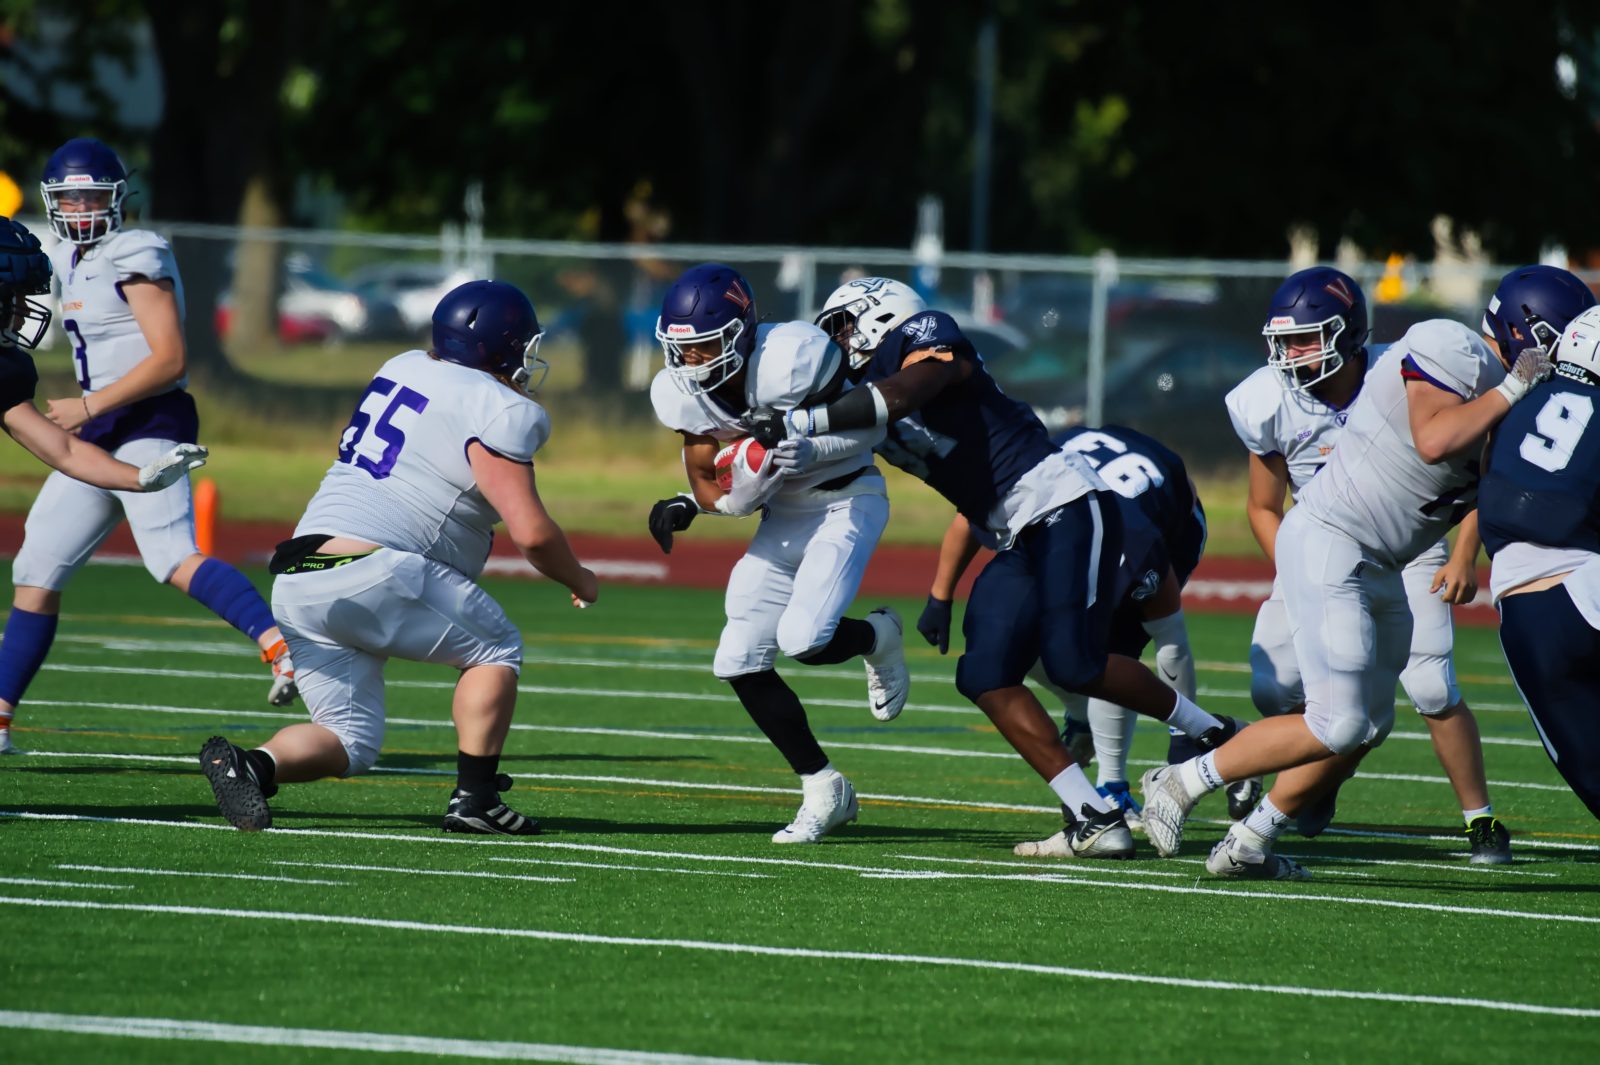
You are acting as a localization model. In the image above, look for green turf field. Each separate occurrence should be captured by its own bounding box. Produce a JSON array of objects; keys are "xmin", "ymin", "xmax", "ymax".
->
[{"xmin": 4, "ymin": 565, "xmax": 1596, "ymax": 1064}]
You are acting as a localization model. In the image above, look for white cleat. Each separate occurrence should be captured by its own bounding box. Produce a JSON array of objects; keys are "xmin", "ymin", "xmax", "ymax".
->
[
  {"xmin": 863, "ymin": 607, "xmax": 909, "ymax": 721},
  {"xmin": 0, "ymin": 727, "xmax": 15, "ymax": 755},
  {"xmin": 1205, "ymin": 823, "xmax": 1311, "ymax": 881},
  {"xmin": 772, "ymin": 770, "xmax": 859, "ymax": 844},
  {"xmin": 1014, "ymin": 805, "xmax": 1135, "ymax": 859},
  {"xmin": 1140, "ymin": 765, "xmax": 1202, "ymax": 858}
]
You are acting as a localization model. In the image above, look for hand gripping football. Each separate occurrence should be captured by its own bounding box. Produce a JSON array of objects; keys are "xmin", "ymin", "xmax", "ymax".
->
[{"xmin": 714, "ymin": 437, "xmax": 768, "ymax": 492}]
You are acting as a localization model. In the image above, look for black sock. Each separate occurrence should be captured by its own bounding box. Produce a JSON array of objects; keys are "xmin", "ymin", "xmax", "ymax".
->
[
  {"xmin": 244, "ymin": 748, "xmax": 277, "ymax": 790},
  {"xmin": 727, "ymin": 670, "xmax": 828, "ymax": 775},
  {"xmin": 456, "ymin": 751, "xmax": 500, "ymax": 794},
  {"xmin": 791, "ymin": 617, "xmax": 876, "ymax": 666}
]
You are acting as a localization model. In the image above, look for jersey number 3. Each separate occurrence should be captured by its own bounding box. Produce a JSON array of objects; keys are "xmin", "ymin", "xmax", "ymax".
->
[
  {"xmin": 338, "ymin": 376, "xmax": 430, "ymax": 479},
  {"xmin": 1518, "ymin": 392, "xmax": 1594, "ymax": 473}
]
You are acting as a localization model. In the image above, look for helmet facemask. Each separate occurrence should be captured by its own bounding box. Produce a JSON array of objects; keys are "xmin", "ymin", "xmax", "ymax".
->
[
  {"xmin": 1, "ymin": 290, "xmax": 52, "ymax": 350},
  {"xmin": 42, "ymin": 180, "xmax": 127, "ymax": 246},
  {"xmin": 510, "ymin": 331, "xmax": 549, "ymax": 394},
  {"xmin": 656, "ymin": 316, "xmax": 746, "ymax": 395},
  {"xmin": 1264, "ymin": 314, "xmax": 1347, "ymax": 393}
]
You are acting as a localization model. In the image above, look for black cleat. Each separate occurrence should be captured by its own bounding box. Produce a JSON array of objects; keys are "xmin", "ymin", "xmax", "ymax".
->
[
  {"xmin": 1226, "ymin": 776, "xmax": 1263, "ymax": 821},
  {"xmin": 199, "ymin": 735, "xmax": 273, "ymax": 831},
  {"xmin": 1466, "ymin": 815, "xmax": 1512, "ymax": 865},
  {"xmin": 443, "ymin": 774, "xmax": 541, "ymax": 836},
  {"xmin": 1195, "ymin": 714, "xmax": 1243, "ymax": 752}
]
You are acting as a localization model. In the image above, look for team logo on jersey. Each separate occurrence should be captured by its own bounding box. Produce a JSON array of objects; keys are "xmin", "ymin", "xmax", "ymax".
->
[
  {"xmin": 1335, "ymin": 412, "xmax": 1349, "ymax": 426},
  {"xmin": 722, "ymin": 281, "xmax": 752, "ymax": 311},
  {"xmin": 904, "ymin": 315, "xmax": 938, "ymax": 344},
  {"xmin": 1295, "ymin": 428, "xmax": 1313, "ymax": 442},
  {"xmin": 1324, "ymin": 277, "xmax": 1356, "ymax": 307},
  {"xmin": 1131, "ymin": 569, "xmax": 1161, "ymax": 601}
]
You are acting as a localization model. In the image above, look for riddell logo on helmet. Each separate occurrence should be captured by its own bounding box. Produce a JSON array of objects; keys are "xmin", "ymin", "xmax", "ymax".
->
[
  {"xmin": 666, "ymin": 323, "xmax": 695, "ymax": 336},
  {"xmin": 1269, "ymin": 316, "xmax": 1296, "ymax": 327}
]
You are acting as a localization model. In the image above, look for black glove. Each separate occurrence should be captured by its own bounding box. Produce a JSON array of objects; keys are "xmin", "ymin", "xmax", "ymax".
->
[
  {"xmin": 648, "ymin": 494, "xmax": 698, "ymax": 554},
  {"xmin": 916, "ymin": 594, "xmax": 953, "ymax": 655},
  {"xmin": 741, "ymin": 404, "xmax": 787, "ymax": 450}
]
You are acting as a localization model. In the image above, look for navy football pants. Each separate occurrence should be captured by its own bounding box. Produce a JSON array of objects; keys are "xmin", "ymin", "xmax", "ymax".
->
[
  {"xmin": 1499, "ymin": 586, "xmax": 1600, "ymax": 821},
  {"xmin": 956, "ymin": 491, "xmax": 1120, "ymax": 700}
]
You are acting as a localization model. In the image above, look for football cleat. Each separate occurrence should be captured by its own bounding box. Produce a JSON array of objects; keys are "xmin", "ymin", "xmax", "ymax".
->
[
  {"xmin": 1466, "ymin": 815, "xmax": 1513, "ymax": 865},
  {"xmin": 443, "ymin": 774, "xmax": 541, "ymax": 836},
  {"xmin": 1061, "ymin": 715, "xmax": 1095, "ymax": 767},
  {"xmin": 199, "ymin": 735, "xmax": 273, "ymax": 831},
  {"xmin": 863, "ymin": 607, "xmax": 910, "ymax": 721},
  {"xmin": 1195, "ymin": 714, "xmax": 1244, "ymax": 752},
  {"xmin": 1226, "ymin": 776, "xmax": 1263, "ymax": 821},
  {"xmin": 1096, "ymin": 780, "xmax": 1144, "ymax": 833},
  {"xmin": 1205, "ymin": 824, "xmax": 1311, "ymax": 881},
  {"xmin": 263, "ymin": 639, "xmax": 298, "ymax": 707},
  {"xmin": 1139, "ymin": 765, "xmax": 1201, "ymax": 858},
  {"xmin": 773, "ymin": 769, "xmax": 858, "ymax": 844},
  {"xmin": 1014, "ymin": 804, "xmax": 1135, "ymax": 859},
  {"xmin": 0, "ymin": 727, "xmax": 15, "ymax": 756}
]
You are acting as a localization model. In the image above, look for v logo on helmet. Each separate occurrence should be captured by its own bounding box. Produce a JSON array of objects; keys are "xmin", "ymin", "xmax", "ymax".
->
[
  {"xmin": 723, "ymin": 282, "xmax": 751, "ymax": 311},
  {"xmin": 1323, "ymin": 278, "xmax": 1356, "ymax": 307}
]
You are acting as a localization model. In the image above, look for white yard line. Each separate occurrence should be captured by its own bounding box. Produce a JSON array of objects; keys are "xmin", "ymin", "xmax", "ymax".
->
[
  {"xmin": 899, "ymin": 851, "xmax": 1560, "ymax": 880},
  {"xmin": 56, "ymin": 864, "xmax": 348, "ymax": 886},
  {"xmin": 0, "ymin": 875, "xmax": 131, "ymax": 890},
  {"xmin": 2, "ymin": 899, "xmax": 1595, "ymax": 1019},
  {"xmin": 268, "ymin": 862, "xmax": 574, "ymax": 884},
  {"xmin": 279, "ymin": 859, "xmax": 767, "ymax": 881},
  {"xmin": 0, "ymin": 1010, "xmax": 811, "ymax": 1064}
]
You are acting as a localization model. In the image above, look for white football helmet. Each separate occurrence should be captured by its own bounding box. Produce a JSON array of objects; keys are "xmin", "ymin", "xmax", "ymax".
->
[
  {"xmin": 1555, "ymin": 304, "xmax": 1600, "ymax": 381},
  {"xmin": 815, "ymin": 277, "xmax": 926, "ymax": 370}
]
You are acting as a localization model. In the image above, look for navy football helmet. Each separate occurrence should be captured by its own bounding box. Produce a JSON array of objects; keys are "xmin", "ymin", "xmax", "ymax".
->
[
  {"xmin": 40, "ymin": 137, "xmax": 129, "ymax": 246},
  {"xmin": 655, "ymin": 263, "xmax": 758, "ymax": 395},
  {"xmin": 1481, "ymin": 265, "xmax": 1596, "ymax": 364},
  {"xmin": 0, "ymin": 217, "xmax": 54, "ymax": 350},
  {"xmin": 1261, "ymin": 267, "xmax": 1369, "ymax": 393},
  {"xmin": 431, "ymin": 280, "xmax": 546, "ymax": 392}
]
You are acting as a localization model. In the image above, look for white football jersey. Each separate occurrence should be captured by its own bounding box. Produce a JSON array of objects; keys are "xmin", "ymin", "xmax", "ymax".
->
[
  {"xmin": 650, "ymin": 320, "xmax": 881, "ymax": 496},
  {"xmin": 1298, "ymin": 320, "xmax": 1506, "ymax": 567},
  {"xmin": 295, "ymin": 350, "xmax": 550, "ymax": 578},
  {"xmin": 50, "ymin": 229, "xmax": 188, "ymax": 394},
  {"xmin": 1226, "ymin": 359, "xmax": 1372, "ymax": 497}
]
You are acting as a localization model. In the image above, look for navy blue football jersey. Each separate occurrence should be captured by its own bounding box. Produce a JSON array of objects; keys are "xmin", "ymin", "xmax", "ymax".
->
[
  {"xmin": 1480, "ymin": 375, "xmax": 1600, "ymax": 557},
  {"xmin": 1055, "ymin": 424, "xmax": 1207, "ymax": 581},
  {"xmin": 0, "ymin": 348, "xmax": 40, "ymax": 413},
  {"xmin": 861, "ymin": 309, "xmax": 1056, "ymax": 523}
]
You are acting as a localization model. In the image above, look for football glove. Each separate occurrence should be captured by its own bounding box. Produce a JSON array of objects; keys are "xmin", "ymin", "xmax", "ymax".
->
[
  {"xmin": 720, "ymin": 443, "xmax": 784, "ymax": 516},
  {"xmin": 741, "ymin": 405, "xmax": 789, "ymax": 450},
  {"xmin": 138, "ymin": 443, "xmax": 209, "ymax": 491},
  {"xmin": 916, "ymin": 594, "xmax": 953, "ymax": 655},
  {"xmin": 1495, "ymin": 346, "xmax": 1555, "ymax": 405},
  {"xmin": 648, "ymin": 494, "xmax": 698, "ymax": 554},
  {"xmin": 770, "ymin": 437, "xmax": 817, "ymax": 474}
]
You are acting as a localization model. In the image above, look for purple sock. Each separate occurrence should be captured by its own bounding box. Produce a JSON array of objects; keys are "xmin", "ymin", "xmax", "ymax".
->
[
  {"xmin": 0, "ymin": 607, "xmax": 59, "ymax": 706},
  {"xmin": 186, "ymin": 559, "xmax": 276, "ymax": 641}
]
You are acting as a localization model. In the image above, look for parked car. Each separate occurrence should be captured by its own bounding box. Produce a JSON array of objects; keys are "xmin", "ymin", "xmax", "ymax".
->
[
  {"xmin": 214, "ymin": 256, "xmax": 404, "ymax": 345},
  {"xmin": 348, "ymin": 262, "xmax": 476, "ymax": 335}
]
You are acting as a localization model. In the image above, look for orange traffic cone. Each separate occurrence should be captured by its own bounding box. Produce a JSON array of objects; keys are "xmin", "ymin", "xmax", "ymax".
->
[{"xmin": 194, "ymin": 477, "xmax": 218, "ymax": 557}]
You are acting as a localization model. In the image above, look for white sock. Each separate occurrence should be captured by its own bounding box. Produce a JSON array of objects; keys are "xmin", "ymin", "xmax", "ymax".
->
[
  {"xmin": 1141, "ymin": 609, "xmax": 1197, "ymax": 700},
  {"xmin": 1177, "ymin": 753, "xmax": 1223, "ymax": 800},
  {"xmin": 1242, "ymin": 795, "xmax": 1292, "ymax": 843},
  {"xmin": 1049, "ymin": 763, "xmax": 1112, "ymax": 817},
  {"xmin": 801, "ymin": 762, "xmax": 838, "ymax": 792},
  {"xmin": 1088, "ymin": 698, "xmax": 1134, "ymax": 785},
  {"xmin": 1463, "ymin": 804, "xmax": 1493, "ymax": 824},
  {"xmin": 1165, "ymin": 691, "xmax": 1224, "ymax": 738}
]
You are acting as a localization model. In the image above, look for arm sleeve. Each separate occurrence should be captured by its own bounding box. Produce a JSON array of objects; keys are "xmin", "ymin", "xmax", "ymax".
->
[
  {"xmin": 802, "ymin": 425, "xmax": 886, "ymax": 464},
  {"xmin": 475, "ymin": 400, "xmax": 550, "ymax": 464}
]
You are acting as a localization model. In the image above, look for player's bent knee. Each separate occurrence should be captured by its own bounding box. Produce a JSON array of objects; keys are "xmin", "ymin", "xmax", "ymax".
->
[
  {"xmin": 1402, "ymin": 668, "xmax": 1459, "ymax": 717},
  {"xmin": 777, "ymin": 616, "xmax": 834, "ymax": 664},
  {"xmin": 1037, "ymin": 649, "xmax": 1104, "ymax": 696},
  {"xmin": 338, "ymin": 733, "xmax": 381, "ymax": 777},
  {"xmin": 1310, "ymin": 711, "xmax": 1371, "ymax": 756}
]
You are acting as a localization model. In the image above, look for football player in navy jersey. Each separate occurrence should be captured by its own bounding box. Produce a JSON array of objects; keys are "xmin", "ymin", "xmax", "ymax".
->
[
  {"xmin": 0, "ymin": 215, "xmax": 206, "ymax": 753},
  {"xmin": 1481, "ymin": 303, "xmax": 1600, "ymax": 819},
  {"xmin": 747, "ymin": 276, "xmax": 1241, "ymax": 858},
  {"xmin": 916, "ymin": 423, "xmax": 1208, "ymax": 855}
]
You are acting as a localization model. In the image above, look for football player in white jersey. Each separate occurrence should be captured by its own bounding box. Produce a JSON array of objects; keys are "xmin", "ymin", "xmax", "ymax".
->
[
  {"xmin": 199, "ymin": 280, "xmax": 597, "ymax": 833},
  {"xmin": 0, "ymin": 140, "xmax": 291, "ymax": 757},
  {"xmin": 1143, "ymin": 265, "xmax": 1585, "ymax": 877},
  {"xmin": 1223, "ymin": 268, "xmax": 1502, "ymax": 849},
  {"xmin": 645, "ymin": 263, "xmax": 905, "ymax": 844}
]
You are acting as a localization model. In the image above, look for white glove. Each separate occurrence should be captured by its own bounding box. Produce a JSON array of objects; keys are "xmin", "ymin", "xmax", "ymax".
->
[
  {"xmin": 770, "ymin": 437, "xmax": 817, "ymax": 474},
  {"xmin": 719, "ymin": 443, "xmax": 784, "ymax": 516},
  {"xmin": 138, "ymin": 443, "xmax": 209, "ymax": 491},
  {"xmin": 1495, "ymin": 347, "xmax": 1555, "ymax": 405}
]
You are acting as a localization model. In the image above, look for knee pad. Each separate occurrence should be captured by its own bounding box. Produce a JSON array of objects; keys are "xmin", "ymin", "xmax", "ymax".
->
[
  {"xmin": 1248, "ymin": 643, "xmax": 1302, "ymax": 718},
  {"xmin": 778, "ymin": 613, "xmax": 834, "ymax": 664},
  {"xmin": 1401, "ymin": 659, "xmax": 1459, "ymax": 717},
  {"xmin": 1309, "ymin": 708, "xmax": 1372, "ymax": 756},
  {"xmin": 337, "ymin": 732, "xmax": 382, "ymax": 777},
  {"xmin": 1036, "ymin": 643, "xmax": 1105, "ymax": 696}
]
